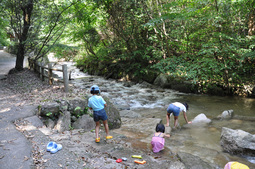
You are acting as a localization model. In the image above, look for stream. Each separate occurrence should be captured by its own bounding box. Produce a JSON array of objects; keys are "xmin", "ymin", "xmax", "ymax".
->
[{"xmin": 56, "ymin": 62, "xmax": 255, "ymax": 168}]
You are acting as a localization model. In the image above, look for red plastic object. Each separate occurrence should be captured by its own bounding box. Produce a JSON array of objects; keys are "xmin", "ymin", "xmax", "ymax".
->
[{"xmin": 116, "ymin": 159, "xmax": 122, "ymax": 163}]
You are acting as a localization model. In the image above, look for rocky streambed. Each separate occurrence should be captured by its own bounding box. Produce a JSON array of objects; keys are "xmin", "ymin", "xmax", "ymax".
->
[{"xmin": 13, "ymin": 105, "xmax": 221, "ymax": 169}]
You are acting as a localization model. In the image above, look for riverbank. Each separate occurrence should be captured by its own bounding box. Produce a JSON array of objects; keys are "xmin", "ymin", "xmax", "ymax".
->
[{"xmin": 0, "ymin": 69, "xmax": 219, "ymax": 168}]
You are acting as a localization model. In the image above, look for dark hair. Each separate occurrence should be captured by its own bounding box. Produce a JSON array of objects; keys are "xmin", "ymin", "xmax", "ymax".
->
[
  {"xmin": 156, "ymin": 123, "xmax": 165, "ymax": 133},
  {"xmin": 183, "ymin": 102, "xmax": 189, "ymax": 110},
  {"xmin": 90, "ymin": 87, "xmax": 100, "ymax": 94}
]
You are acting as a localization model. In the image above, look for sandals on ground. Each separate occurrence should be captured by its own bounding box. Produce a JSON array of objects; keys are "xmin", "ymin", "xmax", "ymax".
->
[
  {"xmin": 105, "ymin": 136, "xmax": 113, "ymax": 139},
  {"xmin": 95, "ymin": 137, "xmax": 100, "ymax": 143}
]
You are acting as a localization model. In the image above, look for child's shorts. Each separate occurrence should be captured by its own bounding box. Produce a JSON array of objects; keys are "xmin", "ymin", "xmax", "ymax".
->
[
  {"xmin": 93, "ymin": 109, "xmax": 108, "ymax": 122},
  {"xmin": 167, "ymin": 104, "xmax": 180, "ymax": 116}
]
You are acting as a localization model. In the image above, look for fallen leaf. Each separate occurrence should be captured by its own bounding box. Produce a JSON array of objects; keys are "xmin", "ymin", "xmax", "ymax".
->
[{"xmin": 24, "ymin": 156, "xmax": 29, "ymax": 161}]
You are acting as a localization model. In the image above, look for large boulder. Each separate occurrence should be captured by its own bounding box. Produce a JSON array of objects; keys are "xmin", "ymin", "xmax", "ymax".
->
[
  {"xmin": 177, "ymin": 152, "xmax": 219, "ymax": 169},
  {"xmin": 67, "ymin": 98, "xmax": 88, "ymax": 113},
  {"xmin": 141, "ymin": 70, "xmax": 158, "ymax": 84},
  {"xmin": 191, "ymin": 113, "xmax": 211, "ymax": 124},
  {"xmin": 153, "ymin": 73, "xmax": 198, "ymax": 93},
  {"xmin": 38, "ymin": 102, "xmax": 60, "ymax": 117},
  {"xmin": 220, "ymin": 127, "xmax": 255, "ymax": 156},
  {"xmin": 55, "ymin": 110, "xmax": 71, "ymax": 133},
  {"xmin": 72, "ymin": 114, "xmax": 94, "ymax": 131},
  {"xmin": 103, "ymin": 96, "xmax": 122, "ymax": 129},
  {"xmin": 153, "ymin": 74, "xmax": 171, "ymax": 88}
]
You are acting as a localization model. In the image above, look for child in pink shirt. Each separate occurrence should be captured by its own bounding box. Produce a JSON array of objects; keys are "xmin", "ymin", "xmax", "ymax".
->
[{"xmin": 151, "ymin": 123, "xmax": 170, "ymax": 153}]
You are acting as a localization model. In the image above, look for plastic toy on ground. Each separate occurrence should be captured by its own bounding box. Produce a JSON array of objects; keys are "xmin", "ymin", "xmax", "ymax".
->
[
  {"xmin": 134, "ymin": 160, "xmax": 146, "ymax": 164},
  {"xmin": 122, "ymin": 157, "xmax": 127, "ymax": 161},
  {"xmin": 116, "ymin": 159, "xmax": 122, "ymax": 163},
  {"xmin": 131, "ymin": 155, "xmax": 142, "ymax": 159}
]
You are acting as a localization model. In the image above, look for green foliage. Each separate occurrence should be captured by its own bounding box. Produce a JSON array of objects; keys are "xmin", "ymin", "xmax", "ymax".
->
[
  {"xmin": 74, "ymin": 0, "xmax": 163, "ymax": 80},
  {"xmin": 2, "ymin": 0, "xmax": 254, "ymax": 94},
  {"xmin": 50, "ymin": 44, "xmax": 79, "ymax": 61},
  {"xmin": 0, "ymin": 17, "xmax": 9, "ymax": 46},
  {"xmin": 74, "ymin": 106, "xmax": 81, "ymax": 111},
  {"xmin": 1, "ymin": 0, "xmax": 78, "ymax": 70},
  {"xmin": 73, "ymin": 106, "xmax": 89, "ymax": 118},
  {"xmin": 69, "ymin": 124, "xmax": 74, "ymax": 130},
  {"xmin": 46, "ymin": 112, "xmax": 52, "ymax": 117}
]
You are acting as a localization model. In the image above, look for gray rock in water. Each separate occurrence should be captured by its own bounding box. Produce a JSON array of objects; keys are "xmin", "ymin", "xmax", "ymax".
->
[
  {"xmin": 220, "ymin": 127, "xmax": 255, "ymax": 156},
  {"xmin": 192, "ymin": 113, "xmax": 211, "ymax": 124},
  {"xmin": 218, "ymin": 110, "xmax": 234, "ymax": 120}
]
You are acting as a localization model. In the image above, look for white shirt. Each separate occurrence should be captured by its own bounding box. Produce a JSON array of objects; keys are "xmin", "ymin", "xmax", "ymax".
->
[{"xmin": 172, "ymin": 102, "xmax": 186, "ymax": 112}]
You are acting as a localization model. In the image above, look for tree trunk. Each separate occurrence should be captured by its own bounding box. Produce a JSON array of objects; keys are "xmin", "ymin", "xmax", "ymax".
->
[
  {"xmin": 15, "ymin": 44, "xmax": 25, "ymax": 71},
  {"xmin": 15, "ymin": 1, "xmax": 33, "ymax": 71},
  {"xmin": 248, "ymin": 9, "xmax": 255, "ymax": 36}
]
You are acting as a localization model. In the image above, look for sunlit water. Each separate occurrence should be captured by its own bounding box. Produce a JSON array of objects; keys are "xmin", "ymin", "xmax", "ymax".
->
[{"xmin": 55, "ymin": 63, "xmax": 255, "ymax": 168}]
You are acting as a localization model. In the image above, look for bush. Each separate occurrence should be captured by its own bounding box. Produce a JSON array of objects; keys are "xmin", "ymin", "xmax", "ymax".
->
[{"xmin": 50, "ymin": 44, "xmax": 79, "ymax": 61}]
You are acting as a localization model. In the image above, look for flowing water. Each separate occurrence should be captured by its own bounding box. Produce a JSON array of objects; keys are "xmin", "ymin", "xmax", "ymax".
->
[{"xmin": 56, "ymin": 62, "xmax": 255, "ymax": 168}]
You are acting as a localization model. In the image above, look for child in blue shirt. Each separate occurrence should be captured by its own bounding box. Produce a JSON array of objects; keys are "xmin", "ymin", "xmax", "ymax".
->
[{"xmin": 88, "ymin": 85, "xmax": 112, "ymax": 143}]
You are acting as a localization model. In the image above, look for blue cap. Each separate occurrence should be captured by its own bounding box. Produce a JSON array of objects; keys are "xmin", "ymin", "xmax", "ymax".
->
[{"xmin": 90, "ymin": 85, "xmax": 100, "ymax": 93}]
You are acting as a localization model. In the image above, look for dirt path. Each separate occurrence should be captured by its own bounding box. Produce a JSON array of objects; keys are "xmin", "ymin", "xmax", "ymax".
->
[{"xmin": 0, "ymin": 50, "xmax": 16, "ymax": 79}]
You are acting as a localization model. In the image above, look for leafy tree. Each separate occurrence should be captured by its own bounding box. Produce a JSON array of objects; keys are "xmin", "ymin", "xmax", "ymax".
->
[
  {"xmin": 0, "ymin": 16, "xmax": 9, "ymax": 46},
  {"xmin": 2, "ymin": 0, "xmax": 76, "ymax": 71},
  {"xmin": 148, "ymin": 0, "xmax": 255, "ymax": 94}
]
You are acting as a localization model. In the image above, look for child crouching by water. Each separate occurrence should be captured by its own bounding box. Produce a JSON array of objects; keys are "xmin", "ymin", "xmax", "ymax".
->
[{"xmin": 151, "ymin": 123, "xmax": 170, "ymax": 153}]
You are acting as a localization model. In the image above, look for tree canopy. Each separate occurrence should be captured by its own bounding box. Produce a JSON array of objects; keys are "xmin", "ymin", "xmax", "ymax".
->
[{"xmin": 0, "ymin": 0, "xmax": 254, "ymax": 95}]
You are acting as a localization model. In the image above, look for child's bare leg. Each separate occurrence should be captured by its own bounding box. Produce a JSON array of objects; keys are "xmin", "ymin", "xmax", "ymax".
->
[
  {"xmin": 95, "ymin": 121, "xmax": 100, "ymax": 138},
  {"xmin": 174, "ymin": 116, "xmax": 178, "ymax": 128},
  {"xmin": 166, "ymin": 113, "xmax": 170, "ymax": 127},
  {"xmin": 103, "ymin": 120, "xmax": 110, "ymax": 136}
]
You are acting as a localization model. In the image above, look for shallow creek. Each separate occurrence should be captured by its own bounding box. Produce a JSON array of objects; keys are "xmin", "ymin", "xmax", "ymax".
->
[{"xmin": 56, "ymin": 63, "xmax": 255, "ymax": 168}]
